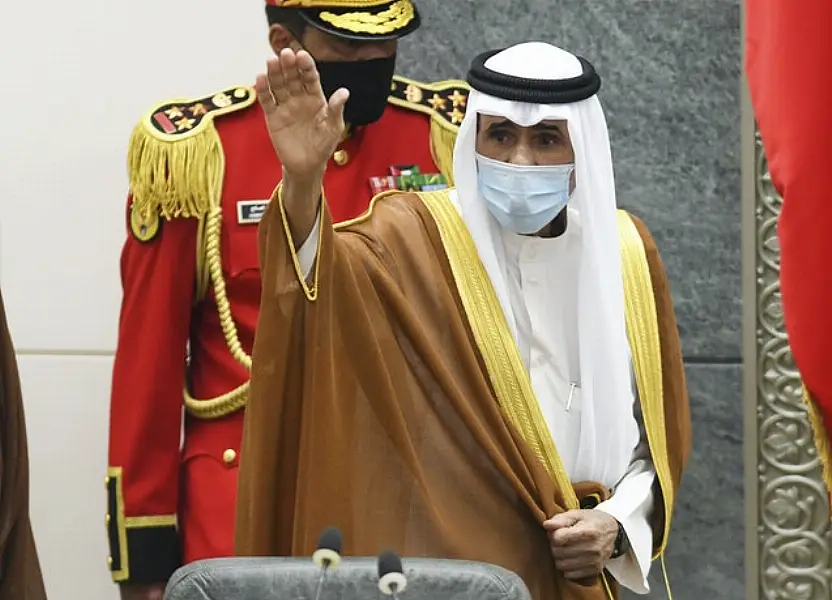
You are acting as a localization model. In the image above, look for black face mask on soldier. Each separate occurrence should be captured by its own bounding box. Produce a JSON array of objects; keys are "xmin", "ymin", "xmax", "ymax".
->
[{"xmin": 315, "ymin": 54, "xmax": 397, "ymax": 127}]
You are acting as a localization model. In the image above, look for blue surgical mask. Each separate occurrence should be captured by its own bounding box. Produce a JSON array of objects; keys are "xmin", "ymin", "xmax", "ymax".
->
[{"xmin": 475, "ymin": 153, "xmax": 574, "ymax": 234}]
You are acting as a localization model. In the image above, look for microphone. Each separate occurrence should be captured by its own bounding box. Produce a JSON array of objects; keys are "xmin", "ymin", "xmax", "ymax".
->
[
  {"xmin": 312, "ymin": 527, "xmax": 343, "ymax": 600},
  {"xmin": 377, "ymin": 549, "xmax": 407, "ymax": 599}
]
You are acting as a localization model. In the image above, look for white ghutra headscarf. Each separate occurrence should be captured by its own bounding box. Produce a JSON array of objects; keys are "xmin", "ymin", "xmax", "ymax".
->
[{"xmin": 450, "ymin": 42, "xmax": 639, "ymax": 488}]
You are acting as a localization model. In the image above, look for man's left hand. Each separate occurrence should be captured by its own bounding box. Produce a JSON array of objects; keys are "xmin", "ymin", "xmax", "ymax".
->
[{"xmin": 543, "ymin": 509, "xmax": 620, "ymax": 581}]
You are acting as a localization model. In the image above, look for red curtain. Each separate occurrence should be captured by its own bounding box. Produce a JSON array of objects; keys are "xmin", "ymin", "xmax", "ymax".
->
[{"xmin": 745, "ymin": 0, "xmax": 832, "ymax": 484}]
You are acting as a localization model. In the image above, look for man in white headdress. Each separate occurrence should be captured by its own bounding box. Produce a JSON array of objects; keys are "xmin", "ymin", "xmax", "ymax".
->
[{"xmin": 235, "ymin": 42, "xmax": 691, "ymax": 600}]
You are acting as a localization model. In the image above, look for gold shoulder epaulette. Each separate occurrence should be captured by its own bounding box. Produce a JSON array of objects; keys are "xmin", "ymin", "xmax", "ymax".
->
[
  {"xmin": 388, "ymin": 76, "xmax": 469, "ymax": 186},
  {"xmin": 388, "ymin": 75, "xmax": 470, "ymax": 132},
  {"xmin": 127, "ymin": 85, "xmax": 257, "ymax": 225}
]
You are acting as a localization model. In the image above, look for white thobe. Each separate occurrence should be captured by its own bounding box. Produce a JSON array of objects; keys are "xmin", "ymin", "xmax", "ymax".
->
[
  {"xmin": 296, "ymin": 209, "xmax": 656, "ymax": 594},
  {"xmin": 500, "ymin": 225, "xmax": 655, "ymax": 594}
]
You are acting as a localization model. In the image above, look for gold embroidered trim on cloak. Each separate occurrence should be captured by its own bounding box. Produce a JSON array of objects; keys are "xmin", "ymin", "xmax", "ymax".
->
[
  {"xmin": 275, "ymin": 181, "xmax": 327, "ymax": 302},
  {"xmin": 319, "ymin": 0, "xmax": 414, "ymax": 34},
  {"xmin": 416, "ymin": 190, "xmax": 579, "ymax": 510},
  {"xmin": 334, "ymin": 189, "xmax": 404, "ymax": 232},
  {"xmin": 616, "ymin": 210, "xmax": 675, "ymax": 557},
  {"xmin": 802, "ymin": 386, "xmax": 832, "ymax": 504}
]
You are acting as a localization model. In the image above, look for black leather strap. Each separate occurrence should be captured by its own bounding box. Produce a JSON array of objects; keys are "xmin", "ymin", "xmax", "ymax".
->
[{"xmin": 610, "ymin": 520, "xmax": 630, "ymax": 559}]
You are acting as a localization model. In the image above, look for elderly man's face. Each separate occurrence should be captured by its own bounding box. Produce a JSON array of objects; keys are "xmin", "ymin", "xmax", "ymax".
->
[{"xmin": 476, "ymin": 116, "xmax": 575, "ymax": 166}]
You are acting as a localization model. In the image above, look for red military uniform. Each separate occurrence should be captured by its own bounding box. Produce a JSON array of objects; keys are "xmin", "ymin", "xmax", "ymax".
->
[{"xmin": 105, "ymin": 76, "xmax": 470, "ymax": 584}]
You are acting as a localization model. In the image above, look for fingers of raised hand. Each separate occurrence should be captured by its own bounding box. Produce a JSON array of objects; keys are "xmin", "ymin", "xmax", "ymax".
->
[
  {"xmin": 266, "ymin": 56, "xmax": 288, "ymax": 104},
  {"xmin": 277, "ymin": 48, "xmax": 306, "ymax": 97},
  {"xmin": 327, "ymin": 88, "xmax": 350, "ymax": 130},
  {"xmin": 256, "ymin": 50, "xmax": 319, "ymax": 113},
  {"xmin": 254, "ymin": 73, "xmax": 274, "ymax": 111},
  {"xmin": 295, "ymin": 50, "xmax": 321, "ymax": 92}
]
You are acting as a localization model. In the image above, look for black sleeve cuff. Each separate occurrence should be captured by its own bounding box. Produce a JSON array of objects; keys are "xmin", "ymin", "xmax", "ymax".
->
[
  {"xmin": 118, "ymin": 525, "xmax": 182, "ymax": 584},
  {"xmin": 107, "ymin": 469, "xmax": 182, "ymax": 583}
]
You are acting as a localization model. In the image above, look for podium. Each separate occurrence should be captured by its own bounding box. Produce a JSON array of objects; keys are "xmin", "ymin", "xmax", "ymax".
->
[{"xmin": 163, "ymin": 557, "xmax": 532, "ymax": 600}]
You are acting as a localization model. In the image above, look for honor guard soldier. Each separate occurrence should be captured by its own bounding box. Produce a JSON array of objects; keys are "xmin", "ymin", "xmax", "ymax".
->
[{"xmin": 105, "ymin": 1, "xmax": 469, "ymax": 598}]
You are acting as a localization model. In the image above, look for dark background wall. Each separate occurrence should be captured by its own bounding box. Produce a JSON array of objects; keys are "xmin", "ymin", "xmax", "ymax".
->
[{"xmin": 396, "ymin": 2, "xmax": 744, "ymax": 597}]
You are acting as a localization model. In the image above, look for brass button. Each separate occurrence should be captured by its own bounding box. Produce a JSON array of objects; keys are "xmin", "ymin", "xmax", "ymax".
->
[
  {"xmin": 107, "ymin": 556, "xmax": 113, "ymax": 568},
  {"xmin": 104, "ymin": 476, "xmax": 110, "ymax": 488},
  {"xmin": 333, "ymin": 149, "xmax": 349, "ymax": 166},
  {"xmin": 222, "ymin": 449, "xmax": 237, "ymax": 465},
  {"xmin": 105, "ymin": 514, "xmax": 111, "ymax": 526}
]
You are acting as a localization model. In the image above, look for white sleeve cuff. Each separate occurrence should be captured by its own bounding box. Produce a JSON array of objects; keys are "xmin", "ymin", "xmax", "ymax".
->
[
  {"xmin": 296, "ymin": 210, "xmax": 322, "ymax": 279},
  {"xmin": 595, "ymin": 460, "xmax": 656, "ymax": 594}
]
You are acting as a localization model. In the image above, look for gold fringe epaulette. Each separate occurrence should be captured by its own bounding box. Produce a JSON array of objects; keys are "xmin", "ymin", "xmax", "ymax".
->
[
  {"xmin": 388, "ymin": 76, "xmax": 469, "ymax": 185},
  {"xmin": 127, "ymin": 86, "xmax": 256, "ymax": 221},
  {"xmin": 127, "ymin": 86, "xmax": 258, "ymax": 421}
]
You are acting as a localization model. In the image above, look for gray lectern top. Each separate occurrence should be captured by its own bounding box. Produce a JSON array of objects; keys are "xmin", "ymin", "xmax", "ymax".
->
[{"xmin": 164, "ymin": 557, "xmax": 533, "ymax": 600}]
